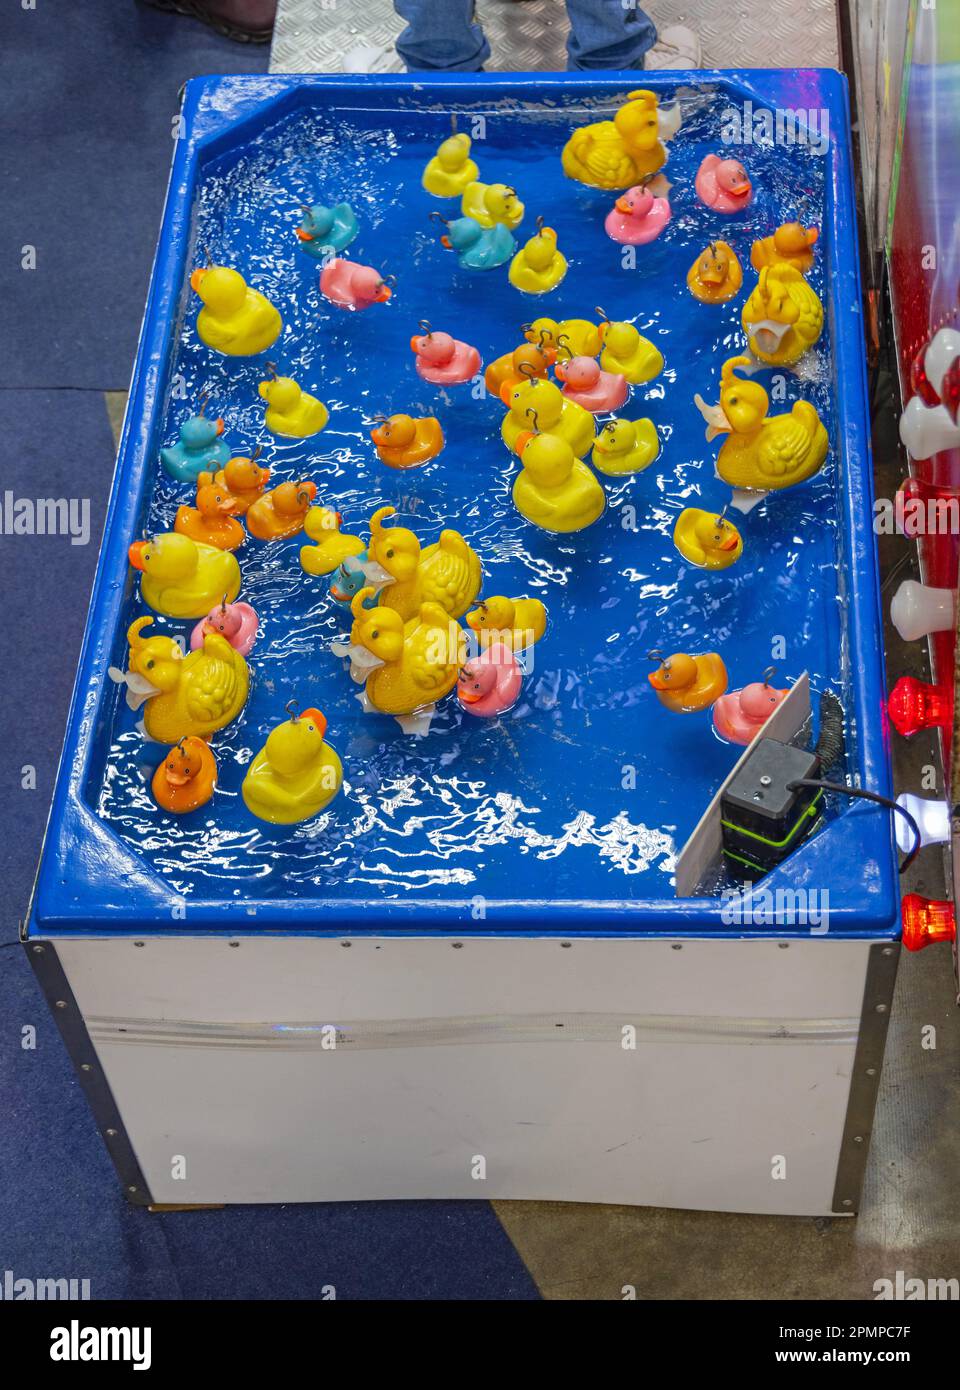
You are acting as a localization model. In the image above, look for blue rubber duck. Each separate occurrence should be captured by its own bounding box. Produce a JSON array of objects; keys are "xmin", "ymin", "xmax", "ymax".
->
[
  {"xmin": 160, "ymin": 411, "xmax": 231, "ymax": 484},
  {"xmin": 296, "ymin": 202, "xmax": 359, "ymax": 259},
  {"xmin": 439, "ymin": 215, "xmax": 515, "ymax": 271},
  {"xmin": 328, "ymin": 551, "xmax": 378, "ymax": 607}
]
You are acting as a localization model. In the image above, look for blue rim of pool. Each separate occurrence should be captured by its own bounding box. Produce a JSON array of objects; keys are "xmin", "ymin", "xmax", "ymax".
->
[{"xmin": 25, "ymin": 70, "xmax": 897, "ymax": 940}]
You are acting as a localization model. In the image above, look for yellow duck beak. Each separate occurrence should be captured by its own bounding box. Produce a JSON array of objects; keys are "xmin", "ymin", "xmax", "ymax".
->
[
  {"xmin": 128, "ymin": 540, "xmax": 148, "ymax": 571},
  {"xmin": 189, "ymin": 267, "xmax": 207, "ymax": 294}
]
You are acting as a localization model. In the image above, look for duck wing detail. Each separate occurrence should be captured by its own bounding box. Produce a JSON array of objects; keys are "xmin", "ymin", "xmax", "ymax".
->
[
  {"xmin": 407, "ymin": 609, "xmax": 464, "ymax": 693},
  {"xmin": 185, "ymin": 639, "xmax": 246, "ymax": 723},
  {"xmin": 756, "ymin": 417, "xmax": 814, "ymax": 479},
  {"xmin": 794, "ymin": 288, "xmax": 824, "ymax": 346},
  {"xmin": 420, "ymin": 533, "xmax": 481, "ymax": 616},
  {"xmin": 569, "ymin": 124, "xmax": 635, "ymax": 186}
]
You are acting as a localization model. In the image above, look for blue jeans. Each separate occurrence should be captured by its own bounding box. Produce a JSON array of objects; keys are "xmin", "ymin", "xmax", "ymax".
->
[{"xmin": 394, "ymin": 0, "xmax": 656, "ymax": 72}]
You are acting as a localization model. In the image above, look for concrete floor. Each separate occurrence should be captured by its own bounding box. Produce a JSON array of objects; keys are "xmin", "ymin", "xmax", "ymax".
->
[{"xmin": 105, "ymin": 368, "xmax": 960, "ymax": 1299}]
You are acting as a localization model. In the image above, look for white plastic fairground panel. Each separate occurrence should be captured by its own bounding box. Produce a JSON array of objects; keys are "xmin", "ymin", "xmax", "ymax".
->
[{"xmin": 55, "ymin": 935, "xmax": 872, "ymax": 1215}]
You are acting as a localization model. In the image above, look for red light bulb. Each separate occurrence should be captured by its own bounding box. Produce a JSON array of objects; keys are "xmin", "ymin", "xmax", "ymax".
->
[
  {"xmin": 888, "ymin": 676, "xmax": 953, "ymax": 737},
  {"xmin": 901, "ymin": 893, "xmax": 957, "ymax": 950},
  {"xmin": 909, "ymin": 344, "xmax": 941, "ymax": 407},
  {"xmin": 941, "ymin": 356, "xmax": 960, "ymax": 424}
]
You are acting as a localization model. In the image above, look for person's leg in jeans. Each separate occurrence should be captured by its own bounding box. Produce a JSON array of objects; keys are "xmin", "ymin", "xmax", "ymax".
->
[
  {"xmin": 565, "ymin": 0, "xmax": 656, "ymax": 70},
  {"xmin": 394, "ymin": 0, "xmax": 491, "ymax": 72}
]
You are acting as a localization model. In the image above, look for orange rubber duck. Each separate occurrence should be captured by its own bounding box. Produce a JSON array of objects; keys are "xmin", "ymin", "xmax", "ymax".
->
[
  {"xmin": 199, "ymin": 452, "xmax": 271, "ymax": 515},
  {"xmin": 750, "ymin": 222, "xmax": 819, "ymax": 273},
  {"xmin": 648, "ymin": 650, "xmax": 728, "ymax": 713},
  {"xmin": 687, "ymin": 241, "xmax": 743, "ymax": 304},
  {"xmin": 174, "ymin": 481, "xmax": 246, "ymax": 551},
  {"xmin": 370, "ymin": 414, "xmax": 444, "ymax": 469},
  {"xmin": 484, "ymin": 343, "xmax": 550, "ymax": 398},
  {"xmin": 246, "ymin": 480, "xmax": 318, "ymax": 541},
  {"xmin": 151, "ymin": 736, "xmax": 217, "ymax": 814}
]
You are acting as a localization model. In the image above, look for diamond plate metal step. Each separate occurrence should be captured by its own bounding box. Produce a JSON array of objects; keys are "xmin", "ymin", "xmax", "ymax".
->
[{"xmin": 270, "ymin": 0, "xmax": 840, "ymax": 74}]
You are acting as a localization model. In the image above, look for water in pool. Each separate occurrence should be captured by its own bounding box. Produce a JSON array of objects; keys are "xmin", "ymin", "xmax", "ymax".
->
[{"xmin": 96, "ymin": 87, "xmax": 843, "ymax": 906}]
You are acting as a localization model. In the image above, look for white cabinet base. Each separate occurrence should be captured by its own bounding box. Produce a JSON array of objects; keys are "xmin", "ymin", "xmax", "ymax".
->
[{"xmin": 27, "ymin": 935, "xmax": 898, "ymax": 1216}]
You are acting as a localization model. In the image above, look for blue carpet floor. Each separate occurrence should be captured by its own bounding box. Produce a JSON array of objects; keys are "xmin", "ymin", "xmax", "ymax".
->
[
  {"xmin": 0, "ymin": 0, "xmax": 270, "ymax": 390},
  {"xmin": 0, "ymin": 391, "xmax": 113, "ymax": 947},
  {"xmin": 0, "ymin": 8, "xmax": 541, "ymax": 1301},
  {"xmin": 0, "ymin": 950, "xmax": 540, "ymax": 1299}
]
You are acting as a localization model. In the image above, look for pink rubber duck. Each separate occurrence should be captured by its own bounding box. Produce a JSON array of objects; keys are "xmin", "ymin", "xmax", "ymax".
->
[
  {"xmin": 604, "ymin": 183, "xmax": 671, "ymax": 245},
  {"xmin": 457, "ymin": 643, "xmax": 523, "ymax": 718},
  {"xmin": 712, "ymin": 671, "xmax": 789, "ymax": 745},
  {"xmin": 695, "ymin": 156, "xmax": 752, "ymax": 214},
  {"xmin": 320, "ymin": 259, "xmax": 394, "ymax": 311},
  {"xmin": 554, "ymin": 355, "xmax": 629, "ymax": 414},
  {"xmin": 410, "ymin": 322, "xmax": 481, "ymax": 385},
  {"xmin": 189, "ymin": 597, "xmax": 259, "ymax": 657}
]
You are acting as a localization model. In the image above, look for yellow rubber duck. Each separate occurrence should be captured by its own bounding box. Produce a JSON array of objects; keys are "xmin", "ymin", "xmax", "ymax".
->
[
  {"xmin": 686, "ymin": 241, "xmax": 743, "ymax": 304},
  {"xmin": 694, "ymin": 356, "xmax": 829, "ymax": 506},
  {"xmin": 750, "ymin": 222, "xmax": 819, "ymax": 273},
  {"xmin": 299, "ymin": 507, "xmax": 365, "ymax": 577},
  {"xmin": 422, "ymin": 133, "xmax": 479, "ymax": 197},
  {"xmin": 461, "ymin": 181, "xmax": 525, "ymax": 229},
  {"xmin": 672, "ymin": 507, "xmax": 743, "ymax": 569},
  {"xmin": 242, "ymin": 703, "xmax": 342, "ymax": 825},
  {"xmin": 512, "ymin": 430, "xmax": 605, "ymax": 533},
  {"xmin": 597, "ymin": 314, "xmax": 663, "ymax": 383},
  {"xmin": 258, "ymin": 370, "xmax": 328, "ymax": 437},
  {"xmin": 344, "ymin": 587, "xmax": 467, "ymax": 736},
  {"xmin": 120, "ymin": 616, "xmax": 249, "ymax": 743},
  {"xmin": 648, "ymin": 650, "xmax": 728, "ymax": 714},
  {"xmin": 190, "ymin": 264, "xmax": 282, "ymax": 356},
  {"xmin": 591, "ymin": 417, "xmax": 659, "ymax": 475},
  {"xmin": 561, "ymin": 89, "xmax": 681, "ymax": 190},
  {"xmin": 128, "ymin": 532, "xmax": 241, "ymax": 619},
  {"xmin": 466, "ymin": 595, "xmax": 547, "ymax": 651},
  {"xmin": 509, "ymin": 220, "xmax": 567, "ymax": 294},
  {"xmin": 501, "ymin": 376, "xmax": 595, "ymax": 458},
  {"xmin": 523, "ymin": 317, "xmax": 601, "ymax": 361},
  {"xmin": 362, "ymin": 506, "xmax": 482, "ymax": 622},
  {"xmin": 741, "ymin": 263, "xmax": 824, "ymax": 365}
]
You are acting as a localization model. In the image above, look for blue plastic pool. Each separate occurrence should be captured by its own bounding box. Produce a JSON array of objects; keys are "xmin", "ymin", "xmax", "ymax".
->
[{"xmin": 26, "ymin": 71, "xmax": 897, "ymax": 939}]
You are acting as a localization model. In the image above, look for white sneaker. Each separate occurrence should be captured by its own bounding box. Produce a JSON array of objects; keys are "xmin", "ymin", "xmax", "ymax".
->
[{"xmin": 644, "ymin": 24, "xmax": 702, "ymax": 70}]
